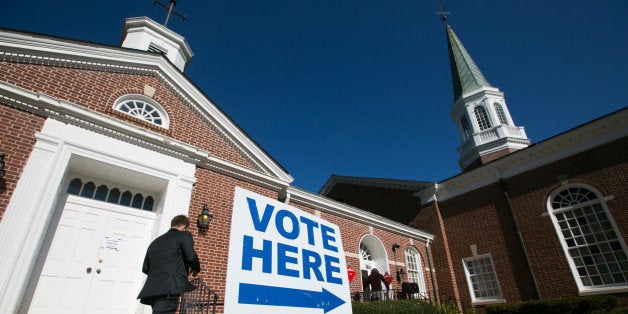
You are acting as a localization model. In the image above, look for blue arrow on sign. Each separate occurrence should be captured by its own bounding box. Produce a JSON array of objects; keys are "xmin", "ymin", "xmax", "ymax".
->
[{"xmin": 238, "ymin": 282, "xmax": 346, "ymax": 313}]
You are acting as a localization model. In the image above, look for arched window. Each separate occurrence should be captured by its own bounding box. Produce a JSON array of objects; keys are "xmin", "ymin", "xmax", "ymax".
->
[
  {"xmin": 67, "ymin": 178, "xmax": 82, "ymax": 195},
  {"xmin": 143, "ymin": 196, "xmax": 155, "ymax": 211},
  {"xmin": 120, "ymin": 191, "xmax": 133, "ymax": 206},
  {"xmin": 360, "ymin": 243, "xmax": 375, "ymax": 269},
  {"xmin": 132, "ymin": 193, "xmax": 144, "ymax": 209},
  {"xmin": 494, "ymin": 103, "xmax": 509, "ymax": 125},
  {"xmin": 80, "ymin": 181, "xmax": 96, "ymax": 198},
  {"xmin": 460, "ymin": 115, "xmax": 472, "ymax": 140},
  {"xmin": 548, "ymin": 185, "xmax": 628, "ymax": 292},
  {"xmin": 474, "ymin": 106, "xmax": 492, "ymax": 131},
  {"xmin": 95, "ymin": 184, "xmax": 109, "ymax": 201},
  {"xmin": 108, "ymin": 188, "xmax": 121, "ymax": 204},
  {"xmin": 113, "ymin": 94, "xmax": 169, "ymax": 128},
  {"xmin": 404, "ymin": 246, "xmax": 427, "ymax": 297}
]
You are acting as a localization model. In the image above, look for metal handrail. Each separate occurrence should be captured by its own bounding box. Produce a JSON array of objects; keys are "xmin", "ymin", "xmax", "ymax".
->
[
  {"xmin": 352, "ymin": 288, "xmax": 430, "ymax": 303},
  {"xmin": 180, "ymin": 277, "xmax": 219, "ymax": 314}
]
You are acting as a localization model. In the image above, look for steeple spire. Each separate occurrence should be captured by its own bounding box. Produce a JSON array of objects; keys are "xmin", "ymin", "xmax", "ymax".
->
[
  {"xmin": 444, "ymin": 24, "xmax": 530, "ymax": 172},
  {"xmin": 446, "ymin": 25, "xmax": 492, "ymax": 101}
]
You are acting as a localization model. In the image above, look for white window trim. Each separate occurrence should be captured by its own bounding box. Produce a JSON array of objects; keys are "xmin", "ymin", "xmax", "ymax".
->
[
  {"xmin": 462, "ymin": 253, "xmax": 505, "ymax": 305},
  {"xmin": 473, "ymin": 105, "xmax": 492, "ymax": 131},
  {"xmin": 404, "ymin": 246, "xmax": 427, "ymax": 295},
  {"xmin": 547, "ymin": 184, "xmax": 628, "ymax": 295},
  {"xmin": 493, "ymin": 102, "xmax": 509, "ymax": 126},
  {"xmin": 113, "ymin": 94, "xmax": 170, "ymax": 129}
]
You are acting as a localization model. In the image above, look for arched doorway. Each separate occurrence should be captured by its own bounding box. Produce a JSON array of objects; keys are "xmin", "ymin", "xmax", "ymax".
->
[{"xmin": 359, "ymin": 234, "xmax": 390, "ymax": 300}]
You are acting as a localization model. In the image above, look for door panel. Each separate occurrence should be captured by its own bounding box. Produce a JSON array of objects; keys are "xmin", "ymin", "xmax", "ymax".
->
[
  {"xmin": 85, "ymin": 209, "xmax": 153, "ymax": 313},
  {"xmin": 29, "ymin": 196, "xmax": 154, "ymax": 314}
]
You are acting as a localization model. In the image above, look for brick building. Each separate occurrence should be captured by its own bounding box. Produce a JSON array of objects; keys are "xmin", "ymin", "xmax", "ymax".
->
[
  {"xmin": 0, "ymin": 17, "xmax": 433, "ymax": 313},
  {"xmin": 322, "ymin": 23, "xmax": 628, "ymax": 311},
  {"xmin": 0, "ymin": 13, "xmax": 626, "ymax": 314}
]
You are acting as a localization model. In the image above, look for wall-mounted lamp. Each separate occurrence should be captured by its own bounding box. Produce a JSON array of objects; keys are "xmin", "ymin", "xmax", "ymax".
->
[
  {"xmin": 391, "ymin": 243, "xmax": 406, "ymax": 282},
  {"xmin": 0, "ymin": 153, "xmax": 5, "ymax": 179},
  {"xmin": 396, "ymin": 268, "xmax": 407, "ymax": 282},
  {"xmin": 197, "ymin": 204, "xmax": 213, "ymax": 233}
]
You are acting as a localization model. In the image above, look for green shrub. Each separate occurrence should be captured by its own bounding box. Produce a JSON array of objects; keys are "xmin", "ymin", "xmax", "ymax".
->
[
  {"xmin": 351, "ymin": 300, "xmax": 460, "ymax": 314},
  {"xmin": 485, "ymin": 295, "xmax": 620, "ymax": 314}
]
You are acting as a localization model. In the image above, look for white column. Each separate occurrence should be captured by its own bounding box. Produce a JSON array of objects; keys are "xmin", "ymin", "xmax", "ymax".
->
[
  {"xmin": 0, "ymin": 133, "xmax": 67, "ymax": 312},
  {"xmin": 158, "ymin": 174, "xmax": 196, "ymax": 235}
]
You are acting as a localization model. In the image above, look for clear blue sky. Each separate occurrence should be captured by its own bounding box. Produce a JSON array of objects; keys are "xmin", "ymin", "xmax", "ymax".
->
[{"xmin": 1, "ymin": 1, "xmax": 626, "ymax": 193}]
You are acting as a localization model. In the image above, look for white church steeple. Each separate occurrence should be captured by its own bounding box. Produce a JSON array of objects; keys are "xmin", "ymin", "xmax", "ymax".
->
[{"xmin": 445, "ymin": 24, "xmax": 530, "ymax": 172}]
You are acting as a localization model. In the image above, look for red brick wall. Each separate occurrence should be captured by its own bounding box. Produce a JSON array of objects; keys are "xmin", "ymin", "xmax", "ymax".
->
[
  {"xmin": 434, "ymin": 183, "xmax": 538, "ymax": 309},
  {"xmin": 415, "ymin": 136, "xmax": 627, "ymax": 310},
  {"xmin": 0, "ymin": 61, "xmax": 256, "ymax": 171},
  {"xmin": 506, "ymin": 137, "xmax": 628, "ymax": 300},
  {"xmin": 0, "ymin": 105, "xmax": 45, "ymax": 222}
]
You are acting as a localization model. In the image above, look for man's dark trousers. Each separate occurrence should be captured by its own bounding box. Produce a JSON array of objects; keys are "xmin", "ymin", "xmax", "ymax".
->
[{"xmin": 151, "ymin": 295, "xmax": 180, "ymax": 314}]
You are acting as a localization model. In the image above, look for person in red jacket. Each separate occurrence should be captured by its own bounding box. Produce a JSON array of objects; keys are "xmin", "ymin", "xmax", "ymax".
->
[{"xmin": 367, "ymin": 268, "xmax": 390, "ymax": 301}]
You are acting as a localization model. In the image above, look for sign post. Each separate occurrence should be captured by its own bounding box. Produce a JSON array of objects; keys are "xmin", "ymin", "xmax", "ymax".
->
[{"xmin": 224, "ymin": 187, "xmax": 351, "ymax": 313}]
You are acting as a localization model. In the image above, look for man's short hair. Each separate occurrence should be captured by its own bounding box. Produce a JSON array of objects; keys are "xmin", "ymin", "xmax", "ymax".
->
[{"xmin": 171, "ymin": 215, "xmax": 190, "ymax": 228}]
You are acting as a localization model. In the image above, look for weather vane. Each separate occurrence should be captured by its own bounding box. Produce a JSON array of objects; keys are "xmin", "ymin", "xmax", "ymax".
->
[
  {"xmin": 435, "ymin": 1, "xmax": 450, "ymax": 23},
  {"xmin": 154, "ymin": 0, "xmax": 186, "ymax": 27}
]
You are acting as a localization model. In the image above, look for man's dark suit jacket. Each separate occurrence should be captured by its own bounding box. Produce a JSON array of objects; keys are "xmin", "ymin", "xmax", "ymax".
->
[{"xmin": 137, "ymin": 228, "xmax": 201, "ymax": 305}]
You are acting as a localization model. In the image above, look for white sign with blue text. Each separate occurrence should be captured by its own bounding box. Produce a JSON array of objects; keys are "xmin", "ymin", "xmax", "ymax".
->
[{"xmin": 224, "ymin": 187, "xmax": 351, "ymax": 314}]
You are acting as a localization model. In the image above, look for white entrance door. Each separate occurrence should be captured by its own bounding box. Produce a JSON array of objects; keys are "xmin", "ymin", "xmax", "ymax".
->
[{"xmin": 28, "ymin": 196, "xmax": 155, "ymax": 313}]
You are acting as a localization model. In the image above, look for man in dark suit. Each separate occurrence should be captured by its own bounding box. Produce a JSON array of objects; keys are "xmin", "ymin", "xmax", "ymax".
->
[{"xmin": 138, "ymin": 215, "xmax": 201, "ymax": 313}]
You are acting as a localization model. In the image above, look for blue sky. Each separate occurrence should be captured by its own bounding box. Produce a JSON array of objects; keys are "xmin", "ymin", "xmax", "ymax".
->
[{"xmin": 1, "ymin": 1, "xmax": 626, "ymax": 193}]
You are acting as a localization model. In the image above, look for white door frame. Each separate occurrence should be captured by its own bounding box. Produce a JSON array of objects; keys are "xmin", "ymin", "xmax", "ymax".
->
[{"xmin": 0, "ymin": 119, "xmax": 196, "ymax": 313}]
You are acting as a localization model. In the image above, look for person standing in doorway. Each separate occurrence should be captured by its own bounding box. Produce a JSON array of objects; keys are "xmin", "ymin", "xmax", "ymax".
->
[
  {"xmin": 367, "ymin": 268, "xmax": 390, "ymax": 301},
  {"xmin": 138, "ymin": 215, "xmax": 201, "ymax": 313}
]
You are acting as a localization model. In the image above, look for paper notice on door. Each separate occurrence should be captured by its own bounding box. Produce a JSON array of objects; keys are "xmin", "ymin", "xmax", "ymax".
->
[{"xmin": 101, "ymin": 235, "xmax": 124, "ymax": 251}]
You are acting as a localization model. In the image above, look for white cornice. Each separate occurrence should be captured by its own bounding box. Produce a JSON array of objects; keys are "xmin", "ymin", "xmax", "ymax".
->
[
  {"xmin": 287, "ymin": 186, "xmax": 434, "ymax": 242},
  {"xmin": 0, "ymin": 81, "xmax": 290, "ymax": 192},
  {"xmin": 417, "ymin": 108, "xmax": 627, "ymax": 203},
  {"xmin": 0, "ymin": 29, "xmax": 293, "ymax": 183}
]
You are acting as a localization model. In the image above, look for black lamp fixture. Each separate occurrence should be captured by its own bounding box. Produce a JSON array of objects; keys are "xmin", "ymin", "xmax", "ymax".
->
[
  {"xmin": 391, "ymin": 243, "xmax": 406, "ymax": 282},
  {"xmin": 197, "ymin": 204, "xmax": 213, "ymax": 233}
]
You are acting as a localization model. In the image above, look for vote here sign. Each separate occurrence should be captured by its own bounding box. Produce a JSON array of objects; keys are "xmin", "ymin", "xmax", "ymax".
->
[{"xmin": 224, "ymin": 187, "xmax": 351, "ymax": 314}]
